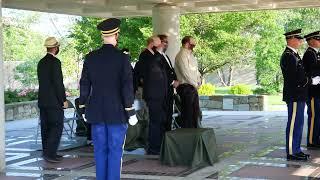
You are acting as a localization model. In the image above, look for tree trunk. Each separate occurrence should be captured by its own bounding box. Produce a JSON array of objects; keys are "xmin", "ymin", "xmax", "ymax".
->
[
  {"xmin": 217, "ymin": 69, "xmax": 228, "ymax": 86},
  {"xmin": 227, "ymin": 65, "xmax": 234, "ymax": 86}
]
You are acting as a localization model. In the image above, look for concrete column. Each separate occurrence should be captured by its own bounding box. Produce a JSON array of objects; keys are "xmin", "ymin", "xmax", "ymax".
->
[
  {"xmin": 0, "ymin": 0, "xmax": 5, "ymax": 172},
  {"xmin": 152, "ymin": 4, "xmax": 180, "ymax": 65}
]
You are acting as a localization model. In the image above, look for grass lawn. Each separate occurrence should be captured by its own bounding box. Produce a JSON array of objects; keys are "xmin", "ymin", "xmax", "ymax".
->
[
  {"xmin": 215, "ymin": 87, "xmax": 285, "ymax": 108},
  {"xmin": 215, "ymin": 87, "xmax": 231, "ymax": 95},
  {"xmin": 267, "ymin": 95, "xmax": 285, "ymax": 105}
]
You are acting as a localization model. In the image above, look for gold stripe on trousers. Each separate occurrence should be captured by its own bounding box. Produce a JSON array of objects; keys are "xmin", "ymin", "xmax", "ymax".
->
[
  {"xmin": 289, "ymin": 102, "xmax": 297, "ymax": 155},
  {"xmin": 309, "ymin": 97, "xmax": 315, "ymax": 145}
]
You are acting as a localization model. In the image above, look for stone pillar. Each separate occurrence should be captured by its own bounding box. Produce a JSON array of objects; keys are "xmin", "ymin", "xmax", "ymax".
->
[
  {"xmin": 152, "ymin": 4, "xmax": 180, "ymax": 65},
  {"xmin": 0, "ymin": 0, "xmax": 5, "ymax": 171}
]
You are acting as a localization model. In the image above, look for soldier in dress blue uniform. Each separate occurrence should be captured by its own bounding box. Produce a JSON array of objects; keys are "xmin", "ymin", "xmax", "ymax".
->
[
  {"xmin": 78, "ymin": 18, "xmax": 137, "ymax": 180},
  {"xmin": 302, "ymin": 31, "xmax": 320, "ymax": 148},
  {"xmin": 280, "ymin": 29, "xmax": 318, "ymax": 161}
]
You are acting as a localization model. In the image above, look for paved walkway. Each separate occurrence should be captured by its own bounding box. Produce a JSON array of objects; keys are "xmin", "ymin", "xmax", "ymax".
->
[{"xmin": 2, "ymin": 110, "xmax": 320, "ymax": 180}]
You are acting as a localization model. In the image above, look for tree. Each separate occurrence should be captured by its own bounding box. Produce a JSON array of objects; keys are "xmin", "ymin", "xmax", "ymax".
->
[
  {"xmin": 255, "ymin": 8, "xmax": 320, "ymax": 94},
  {"xmin": 70, "ymin": 17, "xmax": 152, "ymax": 61},
  {"xmin": 4, "ymin": 9, "xmax": 81, "ymax": 89},
  {"xmin": 14, "ymin": 38, "xmax": 80, "ymax": 88},
  {"xmin": 180, "ymin": 12, "xmax": 258, "ymax": 85},
  {"xmin": 3, "ymin": 12, "xmax": 44, "ymax": 61},
  {"xmin": 253, "ymin": 11, "xmax": 287, "ymax": 94}
]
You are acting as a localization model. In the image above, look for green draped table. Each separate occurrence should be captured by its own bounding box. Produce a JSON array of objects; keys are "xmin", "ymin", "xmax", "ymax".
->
[{"xmin": 160, "ymin": 128, "xmax": 218, "ymax": 167}]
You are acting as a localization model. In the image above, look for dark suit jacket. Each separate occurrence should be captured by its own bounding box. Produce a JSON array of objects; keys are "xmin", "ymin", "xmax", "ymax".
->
[
  {"xmin": 37, "ymin": 53, "xmax": 66, "ymax": 109},
  {"xmin": 302, "ymin": 47, "xmax": 320, "ymax": 97},
  {"xmin": 79, "ymin": 44, "xmax": 134, "ymax": 124},
  {"xmin": 143, "ymin": 51, "xmax": 168, "ymax": 101},
  {"xmin": 280, "ymin": 47, "xmax": 309, "ymax": 102},
  {"xmin": 155, "ymin": 51, "xmax": 177, "ymax": 90}
]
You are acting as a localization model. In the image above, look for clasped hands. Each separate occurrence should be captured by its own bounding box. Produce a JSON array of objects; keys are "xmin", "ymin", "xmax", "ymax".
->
[{"xmin": 312, "ymin": 76, "xmax": 320, "ymax": 85}]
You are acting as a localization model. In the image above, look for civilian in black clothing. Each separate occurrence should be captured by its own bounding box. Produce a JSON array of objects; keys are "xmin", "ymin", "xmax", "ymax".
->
[
  {"xmin": 143, "ymin": 37, "xmax": 169, "ymax": 155},
  {"xmin": 156, "ymin": 34, "xmax": 179, "ymax": 131},
  {"xmin": 134, "ymin": 37, "xmax": 158, "ymax": 93},
  {"xmin": 37, "ymin": 37, "xmax": 67, "ymax": 163}
]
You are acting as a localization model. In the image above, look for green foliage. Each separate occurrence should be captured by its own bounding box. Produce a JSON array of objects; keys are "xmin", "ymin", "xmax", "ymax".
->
[
  {"xmin": 254, "ymin": 8, "xmax": 320, "ymax": 94},
  {"xmin": 118, "ymin": 17, "xmax": 152, "ymax": 60},
  {"xmin": 4, "ymin": 89, "xmax": 38, "ymax": 104},
  {"xmin": 66, "ymin": 89, "xmax": 79, "ymax": 97},
  {"xmin": 14, "ymin": 38, "xmax": 80, "ymax": 88},
  {"xmin": 198, "ymin": 83, "xmax": 216, "ymax": 96},
  {"xmin": 58, "ymin": 39, "xmax": 81, "ymax": 83},
  {"xmin": 180, "ymin": 12, "xmax": 260, "ymax": 77},
  {"xmin": 14, "ymin": 58, "xmax": 39, "ymax": 88},
  {"xmin": 253, "ymin": 87, "xmax": 279, "ymax": 95},
  {"xmin": 254, "ymin": 11, "xmax": 285, "ymax": 94},
  {"xmin": 70, "ymin": 17, "xmax": 152, "ymax": 61},
  {"xmin": 69, "ymin": 17, "xmax": 102, "ymax": 57},
  {"xmin": 3, "ymin": 14, "xmax": 44, "ymax": 61},
  {"xmin": 229, "ymin": 84, "xmax": 253, "ymax": 95},
  {"xmin": 5, "ymin": 88, "xmax": 78, "ymax": 104}
]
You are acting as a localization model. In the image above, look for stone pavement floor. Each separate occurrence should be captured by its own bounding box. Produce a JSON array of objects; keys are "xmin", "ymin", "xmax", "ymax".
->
[{"xmin": 2, "ymin": 110, "xmax": 320, "ymax": 179}]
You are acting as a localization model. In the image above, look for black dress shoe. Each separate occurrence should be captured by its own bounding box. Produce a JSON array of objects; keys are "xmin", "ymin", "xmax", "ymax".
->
[
  {"xmin": 287, "ymin": 154, "xmax": 308, "ymax": 161},
  {"xmin": 307, "ymin": 144, "xmax": 320, "ymax": 148},
  {"xmin": 297, "ymin": 152, "xmax": 310, "ymax": 158},
  {"xmin": 55, "ymin": 155, "xmax": 63, "ymax": 161},
  {"xmin": 43, "ymin": 156, "xmax": 62, "ymax": 163}
]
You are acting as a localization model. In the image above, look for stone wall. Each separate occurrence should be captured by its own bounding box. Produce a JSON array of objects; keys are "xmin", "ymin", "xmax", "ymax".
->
[
  {"xmin": 199, "ymin": 95, "xmax": 266, "ymax": 111},
  {"xmin": 5, "ymin": 101, "xmax": 39, "ymax": 121},
  {"xmin": 5, "ymin": 97, "xmax": 76, "ymax": 121},
  {"xmin": 5, "ymin": 95, "xmax": 265, "ymax": 121}
]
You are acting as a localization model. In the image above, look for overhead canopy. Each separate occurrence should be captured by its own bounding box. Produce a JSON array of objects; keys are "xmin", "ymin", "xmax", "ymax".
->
[{"xmin": 3, "ymin": 0, "xmax": 320, "ymax": 17}]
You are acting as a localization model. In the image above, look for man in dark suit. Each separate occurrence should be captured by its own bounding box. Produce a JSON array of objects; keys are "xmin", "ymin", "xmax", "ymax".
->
[
  {"xmin": 280, "ymin": 29, "xmax": 318, "ymax": 161},
  {"xmin": 302, "ymin": 31, "xmax": 320, "ymax": 148},
  {"xmin": 78, "ymin": 18, "xmax": 136, "ymax": 180},
  {"xmin": 142, "ymin": 37, "xmax": 168, "ymax": 155},
  {"xmin": 156, "ymin": 34, "xmax": 179, "ymax": 131},
  {"xmin": 37, "ymin": 37, "xmax": 67, "ymax": 163}
]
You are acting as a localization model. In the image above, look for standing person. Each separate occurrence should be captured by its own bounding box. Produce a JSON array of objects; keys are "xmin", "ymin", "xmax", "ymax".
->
[
  {"xmin": 174, "ymin": 36, "xmax": 201, "ymax": 128},
  {"xmin": 37, "ymin": 37, "xmax": 67, "ymax": 163},
  {"xmin": 134, "ymin": 36, "xmax": 161, "ymax": 93},
  {"xmin": 302, "ymin": 31, "xmax": 320, "ymax": 148},
  {"xmin": 78, "ymin": 18, "xmax": 137, "ymax": 180},
  {"xmin": 143, "ymin": 36, "xmax": 168, "ymax": 155},
  {"xmin": 156, "ymin": 34, "xmax": 179, "ymax": 131},
  {"xmin": 280, "ymin": 29, "xmax": 318, "ymax": 161},
  {"xmin": 131, "ymin": 36, "xmax": 161, "ymax": 150}
]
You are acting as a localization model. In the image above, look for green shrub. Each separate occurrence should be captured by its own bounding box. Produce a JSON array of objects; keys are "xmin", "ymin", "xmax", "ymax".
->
[
  {"xmin": 229, "ymin": 84, "xmax": 252, "ymax": 95},
  {"xmin": 253, "ymin": 87, "xmax": 278, "ymax": 95},
  {"xmin": 5, "ymin": 89, "xmax": 38, "ymax": 104},
  {"xmin": 4, "ymin": 89, "xmax": 79, "ymax": 104},
  {"xmin": 198, "ymin": 83, "xmax": 215, "ymax": 96},
  {"xmin": 66, "ymin": 89, "xmax": 79, "ymax": 97}
]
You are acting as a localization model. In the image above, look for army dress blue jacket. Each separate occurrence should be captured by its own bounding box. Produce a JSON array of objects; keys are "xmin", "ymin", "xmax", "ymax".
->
[
  {"xmin": 302, "ymin": 47, "xmax": 320, "ymax": 97},
  {"xmin": 281, "ymin": 47, "xmax": 309, "ymax": 102},
  {"xmin": 79, "ymin": 44, "xmax": 134, "ymax": 124}
]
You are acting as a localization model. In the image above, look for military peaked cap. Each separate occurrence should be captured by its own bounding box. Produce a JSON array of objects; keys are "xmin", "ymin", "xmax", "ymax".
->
[
  {"xmin": 284, "ymin": 29, "xmax": 303, "ymax": 39},
  {"xmin": 304, "ymin": 31, "xmax": 320, "ymax": 41},
  {"xmin": 97, "ymin": 18, "xmax": 121, "ymax": 36}
]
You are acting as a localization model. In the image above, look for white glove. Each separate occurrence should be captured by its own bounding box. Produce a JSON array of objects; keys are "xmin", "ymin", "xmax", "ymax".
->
[
  {"xmin": 312, "ymin": 76, "xmax": 320, "ymax": 85},
  {"xmin": 129, "ymin": 115, "xmax": 138, "ymax": 126},
  {"xmin": 82, "ymin": 114, "xmax": 87, "ymax": 122}
]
